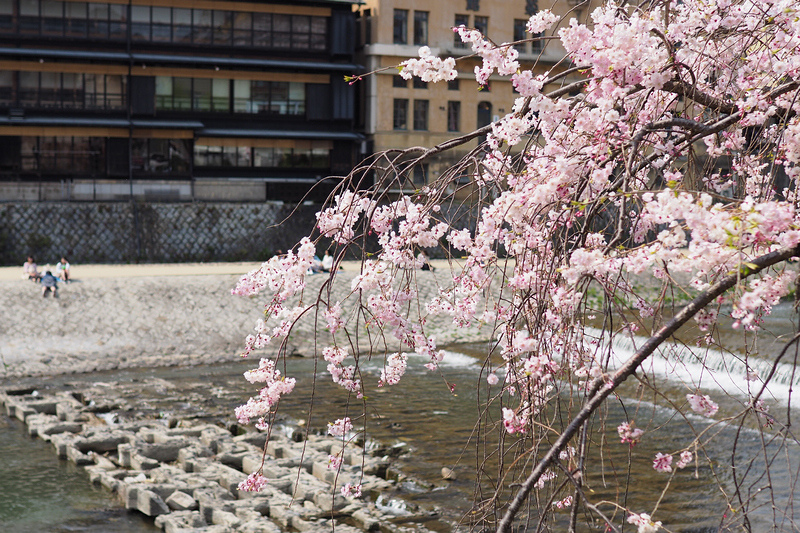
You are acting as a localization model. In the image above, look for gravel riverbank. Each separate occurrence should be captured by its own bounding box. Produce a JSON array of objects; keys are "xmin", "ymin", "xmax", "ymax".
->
[{"xmin": 0, "ymin": 260, "xmax": 492, "ymax": 380}]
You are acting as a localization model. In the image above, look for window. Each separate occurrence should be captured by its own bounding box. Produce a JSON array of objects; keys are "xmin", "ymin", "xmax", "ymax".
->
[
  {"xmin": 454, "ymin": 14, "xmax": 469, "ymax": 48},
  {"xmin": 514, "ymin": 19, "xmax": 527, "ymax": 53},
  {"xmin": 448, "ymin": 78, "xmax": 460, "ymax": 91},
  {"xmin": 413, "ymin": 11, "xmax": 428, "ymax": 46},
  {"xmin": 526, "ymin": 0, "xmax": 539, "ymax": 16},
  {"xmin": 413, "ymin": 99, "xmax": 428, "ymax": 130},
  {"xmin": 393, "ymin": 76, "xmax": 408, "ymax": 88},
  {"xmin": 413, "ymin": 164, "xmax": 428, "ymax": 185},
  {"xmin": 195, "ymin": 143, "xmax": 330, "ymax": 169},
  {"xmin": 132, "ymin": 139, "xmax": 190, "ymax": 174},
  {"xmin": 393, "ymin": 98, "xmax": 408, "ymax": 130},
  {"xmin": 413, "ymin": 78, "xmax": 428, "ymax": 89},
  {"xmin": 466, "ymin": 0, "xmax": 480, "ymax": 11},
  {"xmin": 393, "ymin": 9, "xmax": 407, "ymax": 44},
  {"xmin": 474, "ymin": 16, "xmax": 488, "ymax": 37},
  {"xmin": 447, "ymin": 101, "xmax": 460, "ymax": 132}
]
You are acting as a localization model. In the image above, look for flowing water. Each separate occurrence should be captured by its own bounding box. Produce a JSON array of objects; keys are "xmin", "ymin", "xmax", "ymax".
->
[
  {"xmin": 3, "ymin": 303, "xmax": 800, "ymax": 531},
  {"xmin": 0, "ymin": 414, "xmax": 159, "ymax": 532}
]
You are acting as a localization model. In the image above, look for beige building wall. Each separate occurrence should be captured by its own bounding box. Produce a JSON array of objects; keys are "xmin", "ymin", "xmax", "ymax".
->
[{"xmin": 358, "ymin": 0, "xmax": 598, "ymax": 189}]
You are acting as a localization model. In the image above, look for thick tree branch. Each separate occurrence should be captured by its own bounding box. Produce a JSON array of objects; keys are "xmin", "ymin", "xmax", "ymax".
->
[{"xmin": 497, "ymin": 244, "xmax": 800, "ymax": 533}]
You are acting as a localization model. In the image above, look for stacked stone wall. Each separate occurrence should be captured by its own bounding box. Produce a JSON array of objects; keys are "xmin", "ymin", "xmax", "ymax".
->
[{"xmin": 0, "ymin": 202, "xmax": 321, "ymax": 266}]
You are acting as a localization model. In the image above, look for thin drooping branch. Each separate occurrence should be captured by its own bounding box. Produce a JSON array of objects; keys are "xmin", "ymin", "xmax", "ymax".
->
[{"xmin": 496, "ymin": 244, "xmax": 800, "ymax": 533}]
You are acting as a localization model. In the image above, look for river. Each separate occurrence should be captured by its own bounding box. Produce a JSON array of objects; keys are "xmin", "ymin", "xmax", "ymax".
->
[{"xmin": 2, "ymin": 302, "xmax": 800, "ymax": 531}]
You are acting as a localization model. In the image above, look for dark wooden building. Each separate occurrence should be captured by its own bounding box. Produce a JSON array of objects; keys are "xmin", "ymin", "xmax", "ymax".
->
[{"xmin": 0, "ymin": 0, "xmax": 363, "ymax": 202}]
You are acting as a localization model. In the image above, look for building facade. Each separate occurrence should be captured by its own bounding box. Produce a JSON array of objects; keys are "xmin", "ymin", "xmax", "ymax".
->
[
  {"xmin": 0, "ymin": 0, "xmax": 363, "ymax": 202},
  {"xmin": 357, "ymin": 0, "xmax": 597, "ymax": 192}
]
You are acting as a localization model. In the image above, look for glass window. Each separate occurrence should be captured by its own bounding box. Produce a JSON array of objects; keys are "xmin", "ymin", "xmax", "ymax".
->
[
  {"xmin": 253, "ymin": 13, "xmax": 271, "ymax": 47},
  {"xmin": 393, "ymin": 76, "xmax": 407, "ymax": 88},
  {"xmin": 194, "ymin": 78, "xmax": 211, "ymax": 111},
  {"xmin": 448, "ymin": 78, "xmax": 460, "ymax": 90},
  {"xmin": 292, "ymin": 15, "xmax": 310, "ymax": 49},
  {"xmin": 288, "ymin": 82, "xmax": 305, "ymax": 115},
  {"xmin": 0, "ymin": 0, "xmax": 13, "ymax": 31},
  {"xmin": 466, "ymin": 0, "xmax": 480, "ymax": 11},
  {"xmin": 107, "ymin": 75, "xmax": 125, "ymax": 109},
  {"xmin": 454, "ymin": 14, "xmax": 469, "ymax": 48},
  {"xmin": 61, "ymin": 73, "xmax": 81, "ymax": 108},
  {"xmin": 108, "ymin": 4, "xmax": 126, "ymax": 39},
  {"xmin": 66, "ymin": 2, "xmax": 87, "ymax": 37},
  {"xmin": 413, "ymin": 78, "xmax": 428, "ymax": 89},
  {"xmin": 19, "ymin": 71, "xmax": 38, "ymax": 106},
  {"xmin": 131, "ymin": 5, "xmax": 149, "ymax": 40},
  {"xmin": 88, "ymin": 3, "xmax": 109, "ymax": 38},
  {"xmin": 252, "ymin": 80, "xmax": 270, "ymax": 113},
  {"xmin": 21, "ymin": 137, "xmax": 38, "ymax": 171},
  {"xmin": 20, "ymin": 0, "xmax": 40, "ymax": 34},
  {"xmin": 474, "ymin": 16, "xmax": 488, "ymax": 37},
  {"xmin": 514, "ymin": 19, "xmax": 527, "ymax": 53},
  {"xmin": 0, "ymin": 71, "xmax": 12, "ymax": 105},
  {"xmin": 40, "ymin": 72, "xmax": 59, "ymax": 107},
  {"xmin": 193, "ymin": 9, "xmax": 212, "ymax": 44},
  {"xmin": 151, "ymin": 7, "xmax": 170, "ymax": 42},
  {"xmin": 393, "ymin": 98, "xmax": 408, "ymax": 130},
  {"xmin": 310, "ymin": 16, "xmax": 327, "ymax": 50},
  {"xmin": 155, "ymin": 76, "xmax": 173, "ymax": 109},
  {"xmin": 271, "ymin": 82, "xmax": 289, "ymax": 114},
  {"xmin": 233, "ymin": 12, "xmax": 251, "ymax": 46},
  {"xmin": 233, "ymin": 79, "xmax": 251, "ymax": 112},
  {"xmin": 413, "ymin": 100, "xmax": 428, "ymax": 130},
  {"xmin": 84, "ymin": 73, "xmax": 97, "ymax": 107},
  {"xmin": 174, "ymin": 77, "xmax": 191, "ymax": 110},
  {"xmin": 254, "ymin": 147, "xmax": 275, "ymax": 167},
  {"xmin": 413, "ymin": 11, "xmax": 428, "ymax": 46},
  {"xmin": 213, "ymin": 10, "xmax": 231, "ymax": 45},
  {"xmin": 393, "ymin": 9, "xmax": 407, "ymax": 45},
  {"xmin": 42, "ymin": 0, "xmax": 64, "ymax": 36},
  {"xmin": 447, "ymin": 101, "xmax": 460, "ymax": 132},
  {"xmin": 172, "ymin": 8, "xmax": 191, "ymax": 43},
  {"xmin": 413, "ymin": 164, "xmax": 427, "ymax": 185},
  {"xmin": 237, "ymin": 146, "xmax": 251, "ymax": 167},
  {"xmin": 273, "ymin": 14, "xmax": 290, "ymax": 47},
  {"xmin": 212, "ymin": 78, "xmax": 229, "ymax": 111}
]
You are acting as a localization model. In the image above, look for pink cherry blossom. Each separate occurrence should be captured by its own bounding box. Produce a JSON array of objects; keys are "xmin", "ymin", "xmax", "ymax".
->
[
  {"xmin": 238, "ymin": 472, "xmax": 267, "ymax": 493},
  {"xmin": 653, "ymin": 453, "xmax": 673, "ymax": 473},
  {"xmin": 687, "ymin": 394, "xmax": 719, "ymax": 417}
]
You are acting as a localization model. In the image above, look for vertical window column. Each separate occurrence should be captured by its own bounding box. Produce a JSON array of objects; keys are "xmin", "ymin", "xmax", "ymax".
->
[
  {"xmin": 393, "ymin": 98, "xmax": 408, "ymax": 130},
  {"xmin": 413, "ymin": 11, "xmax": 428, "ymax": 46},
  {"xmin": 393, "ymin": 9, "xmax": 407, "ymax": 45},
  {"xmin": 413, "ymin": 100, "xmax": 428, "ymax": 131}
]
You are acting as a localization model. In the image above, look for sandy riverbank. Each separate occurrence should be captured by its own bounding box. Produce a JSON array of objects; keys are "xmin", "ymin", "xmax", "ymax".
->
[{"xmin": 0, "ymin": 259, "xmax": 487, "ymax": 380}]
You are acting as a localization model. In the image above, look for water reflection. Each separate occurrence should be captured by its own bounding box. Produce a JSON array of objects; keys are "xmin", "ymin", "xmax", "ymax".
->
[{"xmin": 0, "ymin": 415, "xmax": 158, "ymax": 533}]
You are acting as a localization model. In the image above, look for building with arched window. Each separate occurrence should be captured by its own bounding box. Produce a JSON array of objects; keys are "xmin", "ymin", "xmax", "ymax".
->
[{"xmin": 356, "ymin": 0, "xmax": 599, "ymax": 194}]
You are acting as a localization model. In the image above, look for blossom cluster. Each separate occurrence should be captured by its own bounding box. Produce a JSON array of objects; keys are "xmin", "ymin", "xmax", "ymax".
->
[{"xmin": 399, "ymin": 46, "xmax": 457, "ymax": 83}]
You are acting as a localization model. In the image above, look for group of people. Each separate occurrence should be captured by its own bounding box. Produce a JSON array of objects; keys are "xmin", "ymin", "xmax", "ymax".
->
[
  {"xmin": 23, "ymin": 255, "xmax": 70, "ymax": 297},
  {"xmin": 308, "ymin": 249, "xmax": 336, "ymax": 275}
]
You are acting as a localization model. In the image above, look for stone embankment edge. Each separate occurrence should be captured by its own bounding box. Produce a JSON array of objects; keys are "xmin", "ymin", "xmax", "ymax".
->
[{"xmin": 1, "ymin": 384, "xmax": 443, "ymax": 533}]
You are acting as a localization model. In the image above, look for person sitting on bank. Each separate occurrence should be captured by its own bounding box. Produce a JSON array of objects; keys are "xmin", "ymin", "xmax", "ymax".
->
[
  {"xmin": 23, "ymin": 256, "xmax": 41, "ymax": 281},
  {"xmin": 55, "ymin": 256, "xmax": 70, "ymax": 283},
  {"xmin": 321, "ymin": 250, "xmax": 334, "ymax": 273},
  {"xmin": 41, "ymin": 270, "xmax": 58, "ymax": 298},
  {"xmin": 418, "ymin": 251, "xmax": 436, "ymax": 272}
]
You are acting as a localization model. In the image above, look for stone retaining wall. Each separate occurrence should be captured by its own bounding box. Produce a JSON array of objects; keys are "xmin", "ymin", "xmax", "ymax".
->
[
  {"xmin": 1, "ymin": 380, "xmax": 447, "ymax": 533},
  {"xmin": 0, "ymin": 202, "xmax": 322, "ymax": 266}
]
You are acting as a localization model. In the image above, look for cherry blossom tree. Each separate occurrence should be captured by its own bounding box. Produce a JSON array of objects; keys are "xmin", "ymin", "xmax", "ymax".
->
[{"xmin": 233, "ymin": 0, "xmax": 800, "ymax": 531}]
